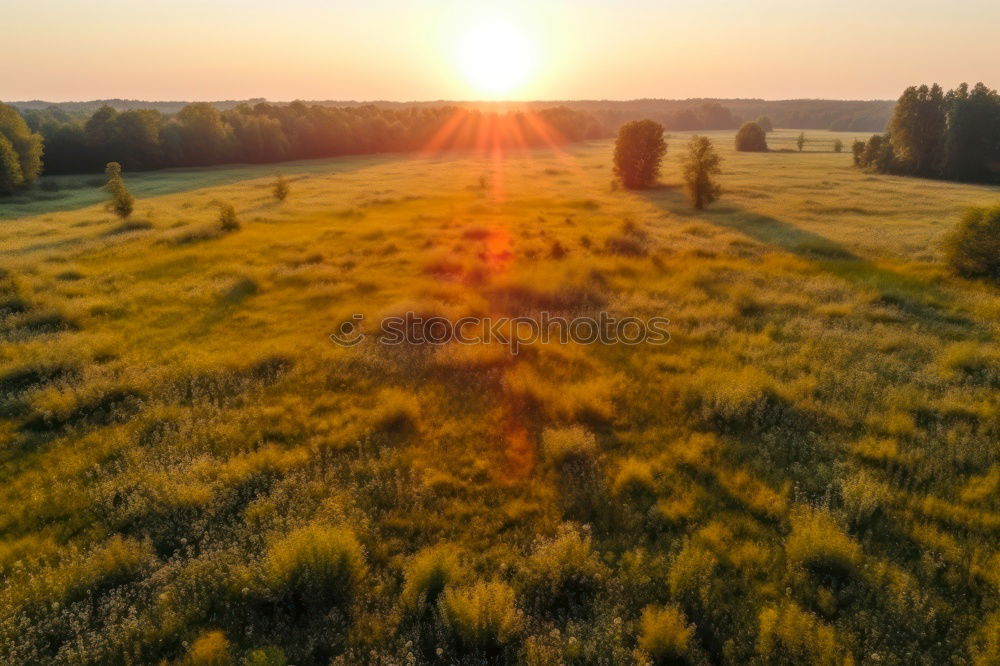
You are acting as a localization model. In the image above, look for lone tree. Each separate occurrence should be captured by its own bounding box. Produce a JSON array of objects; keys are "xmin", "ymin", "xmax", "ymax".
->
[
  {"xmin": 796, "ymin": 132, "xmax": 806, "ymax": 152},
  {"xmin": 103, "ymin": 162, "xmax": 134, "ymax": 220},
  {"xmin": 218, "ymin": 202, "xmax": 240, "ymax": 231},
  {"xmin": 682, "ymin": 135, "xmax": 722, "ymax": 210},
  {"xmin": 613, "ymin": 119, "xmax": 667, "ymax": 189},
  {"xmin": 273, "ymin": 173, "xmax": 289, "ymax": 202},
  {"xmin": 833, "ymin": 139, "xmax": 844, "ymax": 153},
  {"xmin": 755, "ymin": 116, "xmax": 774, "ymax": 133},
  {"xmin": 735, "ymin": 122, "xmax": 768, "ymax": 152}
]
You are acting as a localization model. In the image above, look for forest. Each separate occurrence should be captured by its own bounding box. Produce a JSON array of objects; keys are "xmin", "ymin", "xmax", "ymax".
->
[{"xmin": 855, "ymin": 82, "xmax": 1000, "ymax": 184}]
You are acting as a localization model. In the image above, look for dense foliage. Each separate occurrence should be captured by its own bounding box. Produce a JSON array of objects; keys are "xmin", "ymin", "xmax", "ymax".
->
[
  {"xmin": 0, "ymin": 104, "xmax": 43, "ymax": 193},
  {"xmin": 944, "ymin": 205, "xmax": 1000, "ymax": 280},
  {"xmin": 11, "ymin": 102, "xmax": 608, "ymax": 177},
  {"xmin": 613, "ymin": 120, "xmax": 667, "ymax": 189},
  {"xmin": 734, "ymin": 122, "xmax": 768, "ymax": 152},
  {"xmin": 857, "ymin": 82, "xmax": 1000, "ymax": 183}
]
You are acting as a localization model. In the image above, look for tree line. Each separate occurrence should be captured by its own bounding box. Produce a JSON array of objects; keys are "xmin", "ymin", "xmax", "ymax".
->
[
  {"xmin": 0, "ymin": 101, "xmax": 609, "ymax": 188},
  {"xmin": 854, "ymin": 82, "xmax": 1000, "ymax": 183}
]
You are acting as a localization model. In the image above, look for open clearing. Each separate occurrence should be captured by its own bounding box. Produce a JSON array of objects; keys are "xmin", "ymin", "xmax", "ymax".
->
[{"xmin": 1, "ymin": 130, "xmax": 998, "ymax": 663}]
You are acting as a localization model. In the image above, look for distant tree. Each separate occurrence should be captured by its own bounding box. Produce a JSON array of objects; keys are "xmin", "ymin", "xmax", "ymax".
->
[
  {"xmin": 889, "ymin": 84, "xmax": 946, "ymax": 176},
  {"xmin": 796, "ymin": 133, "xmax": 806, "ymax": 152},
  {"xmin": 943, "ymin": 204, "xmax": 1000, "ymax": 280},
  {"xmin": 851, "ymin": 140, "xmax": 866, "ymax": 166},
  {"xmin": 273, "ymin": 174, "xmax": 289, "ymax": 201},
  {"xmin": 682, "ymin": 135, "xmax": 722, "ymax": 210},
  {"xmin": 756, "ymin": 116, "xmax": 774, "ymax": 132},
  {"xmin": 103, "ymin": 162, "xmax": 134, "ymax": 219},
  {"xmin": 734, "ymin": 122, "xmax": 768, "ymax": 152},
  {"xmin": 0, "ymin": 103, "xmax": 43, "ymax": 193},
  {"xmin": 613, "ymin": 119, "xmax": 667, "ymax": 189},
  {"xmin": 833, "ymin": 139, "xmax": 844, "ymax": 153},
  {"xmin": 218, "ymin": 203, "xmax": 240, "ymax": 231}
]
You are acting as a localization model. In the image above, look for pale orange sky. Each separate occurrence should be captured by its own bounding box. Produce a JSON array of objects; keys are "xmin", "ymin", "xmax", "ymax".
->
[{"xmin": 3, "ymin": 0, "xmax": 998, "ymax": 102}]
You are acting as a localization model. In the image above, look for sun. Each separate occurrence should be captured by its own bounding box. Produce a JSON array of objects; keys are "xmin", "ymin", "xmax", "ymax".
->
[{"xmin": 456, "ymin": 17, "xmax": 537, "ymax": 98}]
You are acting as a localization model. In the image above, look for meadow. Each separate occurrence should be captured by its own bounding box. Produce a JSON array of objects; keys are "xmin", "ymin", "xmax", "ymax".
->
[{"xmin": 1, "ymin": 129, "xmax": 998, "ymax": 664}]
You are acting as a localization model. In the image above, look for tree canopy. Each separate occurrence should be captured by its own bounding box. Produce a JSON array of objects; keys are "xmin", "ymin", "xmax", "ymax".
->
[
  {"xmin": 734, "ymin": 122, "xmax": 768, "ymax": 152},
  {"xmin": 613, "ymin": 119, "xmax": 667, "ymax": 189},
  {"xmin": 0, "ymin": 103, "xmax": 43, "ymax": 194}
]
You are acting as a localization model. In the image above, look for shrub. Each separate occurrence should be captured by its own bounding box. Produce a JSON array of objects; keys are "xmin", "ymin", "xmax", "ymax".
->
[
  {"xmin": 261, "ymin": 524, "xmax": 366, "ymax": 609},
  {"xmin": 943, "ymin": 205, "xmax": 1000, "ymax": 281},
  {"xmin": 638, "ymin": 604, "xmax": 693, "ymax": 663},
  {"xmin": 668, "ymin": 541, "xmax": 719, "ymax": 609},
  {"xmin": 440, "ymin": 581, "xmax": 523, "ymax": 652},
  {"xmin": 520, "ymin": 524, "xmax": 607, "ymax": 614},
  {"xmin": 851, "ymin": 140, "xmax": 865, "ymax": 166},
  {"xmin": 757, "ymin": 601, "xmax": 840, "ymax": 665},
  {"xmin": 786, "ymin": 508, "xmax": 861, "ymax": 579},
  {"xmin": 833, "ymin": 139, "xmax": 843, "ymax": 153},
  {"xmin": 682, "ymin": 135, "xmax": 722, "ymax": 209},
  {"xmin": 186, "ymin": 630, "xmax": 232, "ymax": 666},
  {"xmin": 541, "ymin": 426, "xmax": 598, "ymax": 470},
  {"xmin": 217, "ymin": 203, "xmax": 240, "ymax": 231},
  {"xmin": 734, "ymin": 122, "xmax": 768, "ymax": 152},
  {"xmin": 244, "ymin": 647, "xmax": 287, "ymax": 666},
  {"xmin": 371, "ymin": 388, "xmax": 421, "ymax": 434},
  {"xmin": 613, "ymin": 119, "xmax": 667, "ymax": 189},
  {"xmin": 272, "ymin": 174, "xmax": 289, "ymax": 202},
  {"xmin": 103, "ymin": 162, "xmax": 134, "ymax": 220},
  {"xmin": 401, "ymin": 544, "xmax": 464, "ymax": 613},
  {"xmin": 612, "ymin": 458, "xmax": 657, "ymax": 502},
  {"xmin": 796, "ymin": 132, "xmax": 806, "ymax": 152}
]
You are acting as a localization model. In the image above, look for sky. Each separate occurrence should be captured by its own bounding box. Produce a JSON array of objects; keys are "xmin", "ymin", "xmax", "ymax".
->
[{"xmin": 3, "ymin": 0, "xmax": 999, "ymax": 102}]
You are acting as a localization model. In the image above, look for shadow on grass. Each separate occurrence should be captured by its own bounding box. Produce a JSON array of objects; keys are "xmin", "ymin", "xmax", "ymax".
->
[
  {"xmin": 638, "ymin": 185, "xmax": 978, "ymax": 335},
  {"xmin": 0, "ymin": 153, "xmax": 411, "ymax": 221}
]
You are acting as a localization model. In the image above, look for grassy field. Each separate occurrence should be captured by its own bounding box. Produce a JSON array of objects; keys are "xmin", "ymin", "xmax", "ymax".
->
[{"xmin": 1, "ymin": 129, "xmax": 998, "ymax": 664}]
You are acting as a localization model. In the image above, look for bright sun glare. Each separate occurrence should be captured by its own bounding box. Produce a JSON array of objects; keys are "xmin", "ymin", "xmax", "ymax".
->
[{"xmin": 456, "ymin": 17, "xmax": 536, "ymax": 98}]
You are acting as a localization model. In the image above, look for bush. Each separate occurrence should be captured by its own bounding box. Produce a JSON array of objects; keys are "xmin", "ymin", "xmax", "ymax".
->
[
  {"xmin": 217, "ymin": 203, "xmax": 240, "ymax": 231},
  {"xmin": 612, "ymin": 458, "xmax": 657, "ymax": 502},
  {"xmin": 833, "ymin": 139, "xmax": 843, "ymax": 153},
  {"xmin": 520, "ymin": 524, "xmax": 607, "ymax": 614},
  {"xmin": 261, "ymin": 524, "xmax": 366, "ymax": 609},
  {"xmin": 851, "ymin": 140, "xmax": 865, "ymax": 166},
  {"xmin": 186, "ymin": 630, "xmax": 232, "ymax": 666},
  {"xmin": 786, "ymin": 509, "xmax": 861, "ymax": 579},
  {"xmin": 401, "ymin": 544, "xmax": 464, "ymax": 613},
  {"xmin": 734, "ymin": 122, "xmax": 768, "ymax": 152},
  {"xmin": 757, "ymin": 601, "xmax": 841, "ymax": 665},
  {"xmin": 541, "ymin": 426, "xmax": 597, "ymax": 470},
  {"xmin": 273, "ymin": 174, "xmax": 289, "ymax": 202},
  {"xmin": 638, "ymin": 604, "xmax": 693, "ymax": 663},
  {"xmin": 613, "ymin": 119, "xmax": 667, "ymax": 189},
  {"xmin": 943, "ymin": 205, "xmax": 1000, "ymax": 281},
  {"xmin": 440, "ymin": 581, "xmax": 523, "ymax": 652},
  {"xmin": 796, "ymin": 132, "xmax": 806, "ymax": 152}
]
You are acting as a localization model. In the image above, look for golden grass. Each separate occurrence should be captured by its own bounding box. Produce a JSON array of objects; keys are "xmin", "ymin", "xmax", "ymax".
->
[{"xmin": 0, "ymin": 130, "xmax": 997, "ymax": 663}]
